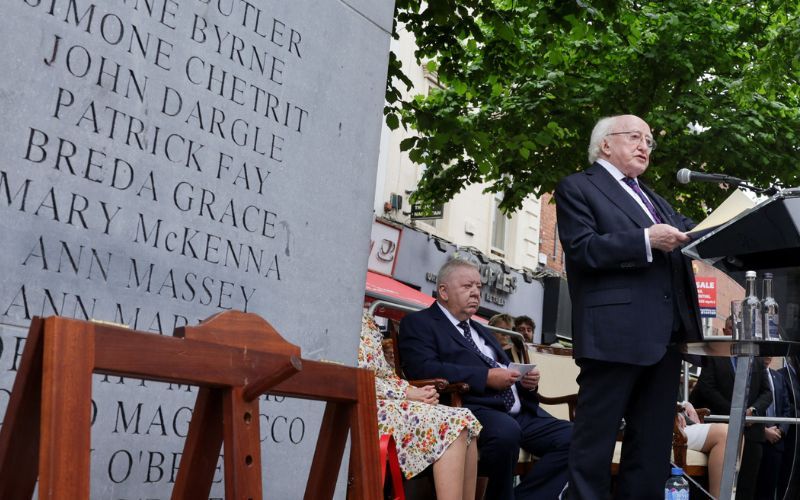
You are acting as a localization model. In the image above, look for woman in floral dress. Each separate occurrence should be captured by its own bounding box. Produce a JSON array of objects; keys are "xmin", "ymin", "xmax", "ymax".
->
[{"xmin": 359, "ymin": 312, "xmax": 482, "ymax": 500}]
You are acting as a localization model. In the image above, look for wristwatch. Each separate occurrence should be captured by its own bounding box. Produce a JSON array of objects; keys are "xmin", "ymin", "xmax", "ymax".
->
[{"xmin": 748, "ymin": 406, "xmax": 758, "ymax": 416}]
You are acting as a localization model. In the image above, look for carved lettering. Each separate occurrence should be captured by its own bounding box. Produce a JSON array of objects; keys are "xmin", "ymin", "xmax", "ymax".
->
[{"xmin": 4, "ymin": 0, "xmax": 324, "ymax": 495}]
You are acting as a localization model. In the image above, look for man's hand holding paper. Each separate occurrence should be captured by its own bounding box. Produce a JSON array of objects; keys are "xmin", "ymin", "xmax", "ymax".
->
[{"xmin": 510, "ymin": 362, "xmax": 540, "ymax": 390}]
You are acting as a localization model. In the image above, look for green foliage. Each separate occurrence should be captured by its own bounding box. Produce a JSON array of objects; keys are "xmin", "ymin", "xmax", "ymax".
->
[{"xmin": 388, "ymin": 0, "xmax": 800, "ymax": 220}]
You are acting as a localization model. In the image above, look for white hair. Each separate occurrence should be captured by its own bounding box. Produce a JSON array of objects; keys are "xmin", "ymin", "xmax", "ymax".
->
[
  {"xmin": 587, "ymin": 116, "xmax": 618, "ymax": 164},
  {"xmin": 436, "ymin": 258, "xmax": 479, "ymax": 288}
]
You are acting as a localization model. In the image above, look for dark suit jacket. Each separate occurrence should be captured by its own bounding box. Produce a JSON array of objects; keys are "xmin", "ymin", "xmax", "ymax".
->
[
  {"xmin": 689, "ymin": 357, "xmax": 773, "ymax": 441},
  {"xmin": 398, "ymin": 303, "xmax": 539, "ymax": 413},
  {"xmin": 778, "ymin": 363, "xmax": 800, "ymax": 416},
  {"xmin": 554, "ymin": 163, "xmax": 703, "ymax": 365},
  {"xmin": 768, "ymin": 367, "xmax": 792, "ymax": 450}
]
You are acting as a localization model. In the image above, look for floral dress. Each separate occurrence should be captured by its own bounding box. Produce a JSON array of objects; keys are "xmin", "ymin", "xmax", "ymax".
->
[{"xmin": 358, "ymin": 312, "xmax": 482, "ymax": 479}]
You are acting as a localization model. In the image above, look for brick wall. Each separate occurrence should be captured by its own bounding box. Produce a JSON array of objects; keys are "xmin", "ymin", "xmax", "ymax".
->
[
  {"xmin": 693, "ymin": 261, "xmax": 745, "ymax": 336},
  {"xmin": 538, "ymin": 193, "xmax": 565, "ymax": 274}
]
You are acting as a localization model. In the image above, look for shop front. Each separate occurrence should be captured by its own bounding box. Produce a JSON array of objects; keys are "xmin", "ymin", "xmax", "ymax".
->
[{"xmin": 366, "ymin": 219, "xmax": 545, "ymax": 330}]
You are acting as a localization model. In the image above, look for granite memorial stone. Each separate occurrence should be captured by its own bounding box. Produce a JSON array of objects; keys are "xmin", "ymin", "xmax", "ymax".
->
[{"xmin": 0, "ymin": 0, "xmax": 394, "ymax": 497}]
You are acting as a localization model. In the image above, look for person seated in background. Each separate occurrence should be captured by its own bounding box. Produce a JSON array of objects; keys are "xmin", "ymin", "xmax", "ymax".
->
[
  {"xmin": 489, "ymin": 313, "xmax": 516, "ymax": 360},
  {"xmin": 400, "ymin": 259, "xmax": 572, "ymax": 499},
  {"xmin": 678, "ymin": 401, "xmax": 729, "ymax": 499},
  {"xmin": 722, "ymin": 315, "xmax": 734, "ymax": 336},
  {"xmin": 513, "ymin": 315, "xmax": 536, "ymax": 343},
  {"xmin": 358, "ymin": 312, "xmax": 482, "ymax": 500},
  {"xmin": 758, "ymin": 356, "xmax": 792, "ymax": 500},
  {"xmin": 690, "ymin": 356, "xmax": 772, "ymax": 500}
]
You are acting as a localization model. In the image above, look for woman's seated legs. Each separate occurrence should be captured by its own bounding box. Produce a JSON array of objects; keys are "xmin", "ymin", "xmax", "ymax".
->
[
  {"xmin": 432, "ymin": 429, "xmax": 479, "ymax": 500},
  {"xmin": 700, "ymin": 423, "xmax": 728, "ymax": 499}
]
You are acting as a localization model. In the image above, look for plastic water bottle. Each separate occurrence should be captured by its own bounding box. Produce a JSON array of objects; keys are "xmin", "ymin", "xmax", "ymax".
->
[{"xmin": 665, "ymin": 467, "xmax": 689, "ymax": 499}]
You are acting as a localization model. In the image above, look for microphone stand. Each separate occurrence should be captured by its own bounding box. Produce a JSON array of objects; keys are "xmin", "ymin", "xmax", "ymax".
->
[
  {"xmin": 727, "ymin": 179, "xmax": 780, "ymax": 197},
  {"xmin": 778, "ymin": 186, "xmax": 800, "ymax": 197}
]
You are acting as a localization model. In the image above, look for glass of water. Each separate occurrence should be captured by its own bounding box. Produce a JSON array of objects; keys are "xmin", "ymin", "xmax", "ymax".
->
[{"xmin": 730, "ymin": 300, "xmax": 745, "ymax": 340}]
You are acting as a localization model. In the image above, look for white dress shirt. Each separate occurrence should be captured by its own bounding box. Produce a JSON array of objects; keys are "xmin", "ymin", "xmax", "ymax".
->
[
  {"xmin": 437, "ymin": 302, "xmax": 521, "ymax": 414},
  {"xmin": 597, "ymin": 159, "xmax": 654, "ymax": 262}
]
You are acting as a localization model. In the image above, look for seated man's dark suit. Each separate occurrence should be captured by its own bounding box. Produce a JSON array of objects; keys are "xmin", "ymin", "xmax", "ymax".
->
[
  {"xmin": 689, "ymin": 357, "xmax": 772, "ymax": 500},
  {"xmin": 400, "ymin": 303, "xmax": 572, "ymax": 500}
]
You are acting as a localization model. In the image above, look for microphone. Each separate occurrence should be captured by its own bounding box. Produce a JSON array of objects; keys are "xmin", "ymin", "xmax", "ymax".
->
[{"xmin": 676, "ymin": 168, "xmax": 745, "ymax": 186}]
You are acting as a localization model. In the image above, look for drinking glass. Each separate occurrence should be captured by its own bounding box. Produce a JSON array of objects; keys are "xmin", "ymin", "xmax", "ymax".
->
[{"xmin": 730, "ymin": 300, "xmax": 745, "ymax": 340}]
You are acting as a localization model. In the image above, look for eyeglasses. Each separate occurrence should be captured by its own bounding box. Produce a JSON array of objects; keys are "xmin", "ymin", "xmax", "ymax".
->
[{"xmin": 606, "ymin": 131, "xmax": 657, "ymax": 151}]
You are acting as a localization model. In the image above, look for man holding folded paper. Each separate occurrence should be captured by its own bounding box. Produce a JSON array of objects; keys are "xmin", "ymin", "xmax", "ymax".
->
[
  {"xmin": 400, "ymin": 258, "xmax": 573, "ymax": 500},
  {"xmin": 555, "ymin": 114, "xmax": 704, "ymax": 499}
]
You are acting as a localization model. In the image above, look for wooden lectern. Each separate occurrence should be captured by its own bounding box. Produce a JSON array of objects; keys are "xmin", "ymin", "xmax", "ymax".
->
[{"xmin": 0, "ymin": 311, "xmax": 381, "ymax": 499}]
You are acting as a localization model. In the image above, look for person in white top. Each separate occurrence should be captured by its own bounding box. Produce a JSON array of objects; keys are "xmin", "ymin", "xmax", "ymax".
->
[{"xmin": 677, "ymin": 401, "xmax": 728, "ymax": 498}]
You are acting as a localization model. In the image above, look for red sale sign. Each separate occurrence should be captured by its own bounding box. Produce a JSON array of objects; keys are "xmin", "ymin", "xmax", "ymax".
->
[{"xmin": 695, "ymin": 277, "xmax": 717, "ymax": 318}]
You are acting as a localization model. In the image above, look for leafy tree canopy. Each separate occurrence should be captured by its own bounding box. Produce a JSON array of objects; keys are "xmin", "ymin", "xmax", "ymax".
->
[{"xmin": 386, "ymin": 0, "xmax": 800, "ymax": 220}]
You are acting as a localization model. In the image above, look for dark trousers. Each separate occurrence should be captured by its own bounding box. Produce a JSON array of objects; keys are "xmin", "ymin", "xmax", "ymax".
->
[
  {"xmin": 737, "ymin": 439, "xmax": 763, "ymax": 500},
  {"xmin": 778, "ymin": 427, "xmax": 799, "ymax": 499},
  {"xmin": 470, "ymin": 405, "xmax": 572, "ymax": 500},
  {"xmin": 757, "ymin": 441, "xmax": 783, "ymax": 500},
  {"xmin": 568, "ymin": 351, "xmax": 682, "ymax": 500}
]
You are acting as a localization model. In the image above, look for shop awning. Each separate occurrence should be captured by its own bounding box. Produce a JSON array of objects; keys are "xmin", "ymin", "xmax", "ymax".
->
[
  {"xmin": 365, "ymin": 271, "xmax": 434, "ymax": 309},
  {"xmin": 364, "ymin": 271, "xmax": 487, "ymax": 323}
]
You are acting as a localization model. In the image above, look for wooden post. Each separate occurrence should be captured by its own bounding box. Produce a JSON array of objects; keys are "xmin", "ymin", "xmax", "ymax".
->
[
  {"xmin": 222, "ymin": 386, "xmax": 263, "ymax": 499},
  {"xmin": 305, "ymin": 403, "xmax": 352, "ymax": 499},
  {"xmin": 347, "ymin": 369, "xmax": 382, "ymax": 499},
  {"xmin": 38, "ymin": 319, "xmax": 95, "ymax": 499},
  {"xmin": 0, "ymin": 318, "xmax": 45, "ymax": 500},
  {"xmin": 171, "ymin": 388, "xmax": 224, "ymax": 500}
]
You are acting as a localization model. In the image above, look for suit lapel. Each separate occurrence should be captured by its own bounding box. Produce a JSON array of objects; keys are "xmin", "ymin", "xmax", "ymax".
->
[
  {"xmin": 472, "ymin": 320, "xmax": 511, "ymax": 366},
  {"xmin": 638, "ymin": 181, "xmax": 675, "ymax": 227},
  {"xmin": 585, "ymin": 163, "xmax": 652, "ymax": 228},
  {"xmin": 428, "ymin": 305, "xmax": 495, "ymax": 366},
  {"xmin": 430, "ymin": 302, "xmax": 499, "ymax": 364}
]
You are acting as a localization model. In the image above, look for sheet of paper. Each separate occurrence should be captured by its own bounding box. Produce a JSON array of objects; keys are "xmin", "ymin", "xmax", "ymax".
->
[
  {"xmin": 688, "ymin": 188, "xmax": 756, "ymax": 234},
  {"xmin": 508, "ymin": 363, "xmax": 536, "ymax": 376}
]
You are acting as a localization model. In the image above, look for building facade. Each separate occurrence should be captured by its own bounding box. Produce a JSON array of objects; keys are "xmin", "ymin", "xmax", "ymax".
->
[
  {"xmin": 370, "ymin": 27, "xmax": 747, "ymax": 344},
  {"xmin": 369, "ymin": 26, "xmax": 547, "ymax": 329}
]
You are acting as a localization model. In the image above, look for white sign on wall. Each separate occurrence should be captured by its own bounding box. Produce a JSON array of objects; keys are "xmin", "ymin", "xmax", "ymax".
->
[{"xmin": 368, "ymin": 221, "xmax": 401, "ymax": 276}]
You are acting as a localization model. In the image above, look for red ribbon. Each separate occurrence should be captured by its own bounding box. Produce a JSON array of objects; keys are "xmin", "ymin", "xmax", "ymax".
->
[{"xmin": 379, "ymin": 434, "xmax": 405, "ymax": 500}]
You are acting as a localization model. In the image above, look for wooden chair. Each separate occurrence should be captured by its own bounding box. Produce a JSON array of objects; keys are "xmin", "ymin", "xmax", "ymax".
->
[
  {"xmin": 379, "ymin": 318, "xmax": 580, "ymax": 499},
  {"xmin": 523, "ymin": 344, "xmax": 579, "ymax": 422},
  {"xmin": 610, "ymin": 409, "xmax": 710, "ymax": 474},
  {"xmin": 380, "ymin": 434, "xmax": 406, "ymax": 500},
  {"xmin": 385, "ymin": 319, "xmax": 470, "ymax": 405},
  {"xmin": 0, "ymin": 312, "xmax": 381, "ymax": 499},
  {"xmin": 513, "ymin": 344, "xmax": 580, "ymax": 477},
  {"xmin": 671, "ymin": 405, "xmax": 711, "ymax": 477},
  {"xmin": 374, "ymin": 318, "xmax": 470, "ymax": 499}
]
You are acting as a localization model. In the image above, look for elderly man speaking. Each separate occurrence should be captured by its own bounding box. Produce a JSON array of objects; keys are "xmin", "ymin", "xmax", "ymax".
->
[{"xmin": 555, "ymin": 114, "xmax": 703, "ymax": 499}]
